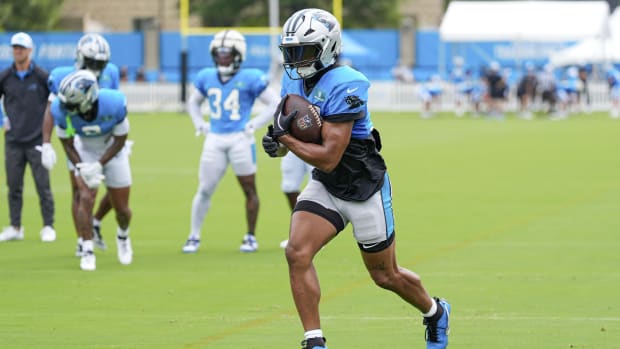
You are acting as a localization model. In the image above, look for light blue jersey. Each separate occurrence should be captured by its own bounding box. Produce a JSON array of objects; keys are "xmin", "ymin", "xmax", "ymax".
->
[
  {"xmin": 48, "ymin": 63, "xmax": 120, "ymax": 95},
  {"xmin": 281, "ymin": 65, "xmax": 372, "ymax": 140},
  {"xmin": 50, "ymin": 89, "xmax": 127, "ymax": 138},
  {"xmin": 194, "ymin": 68, "xmax": 269, "ymax": 134}
]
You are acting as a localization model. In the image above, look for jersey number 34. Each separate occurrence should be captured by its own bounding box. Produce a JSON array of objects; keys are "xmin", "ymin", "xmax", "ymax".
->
[{"xmin": 207, "ymin": 88, "xmax": 240, "ymax": 120}]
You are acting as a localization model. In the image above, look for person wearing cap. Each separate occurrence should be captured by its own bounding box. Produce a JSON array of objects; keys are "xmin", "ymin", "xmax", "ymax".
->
[{"xmin": 0, "ymin": 32, "xmax": 56, "ymax": 243}]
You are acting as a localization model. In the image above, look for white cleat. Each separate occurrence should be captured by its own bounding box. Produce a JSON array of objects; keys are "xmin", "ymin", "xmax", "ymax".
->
[
  {"xmin": 279, "ymin": 239, "xmax": 289, "ymax": 249},
  {"xmin": 182, "ymin": 238, "xmax": 201, "ymax": 253},
  {"xmin": 239, "ymin": 233, "xmax": 258, "ymax": 253},
  {"xmin": 0, "ymin": 226, "xmax": 24, "ymax": 242},
  {"xmin": 80, "ymin": 251, "xmax": 96, "ymax": 271},
  {"xmin": 40, "ymin": 226, "xmax": 56, "ymax": 242},
  {"xmin": 116, "ymin": 236, "xmax": 133, "ymax": 265}
]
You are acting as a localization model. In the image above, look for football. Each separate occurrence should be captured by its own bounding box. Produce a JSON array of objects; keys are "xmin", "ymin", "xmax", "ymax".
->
[{"xmin": 283, "ymin": 94, "xmax": 322, "ymax": 144}]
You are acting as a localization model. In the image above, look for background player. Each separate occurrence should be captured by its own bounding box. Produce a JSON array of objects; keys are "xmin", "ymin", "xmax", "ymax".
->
[
  {"xmin": 41, "ymin": 33, "xmax": 121, "ymax": 254},
  {"xmin": 181, "ymin": 29, "xmax": 279, "ymax": 254},
  {"xmin": 50, "ymin": 70, "xmax": 133, "ymax": 271},
  {"xmin": 278, "ymin": 151, "xmax": 312, "ymax": 248}
]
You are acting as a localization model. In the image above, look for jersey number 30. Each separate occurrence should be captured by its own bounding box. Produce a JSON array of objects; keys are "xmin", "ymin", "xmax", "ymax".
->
[{"xmin": 207, "ymin": 88, "xmax": 241, "ymax": 120}]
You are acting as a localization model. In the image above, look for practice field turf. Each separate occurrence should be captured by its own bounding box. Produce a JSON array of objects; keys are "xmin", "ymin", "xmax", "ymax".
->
[{"xmin": 0, "ymin": 111, "xmax": 618, "ymax": 348}]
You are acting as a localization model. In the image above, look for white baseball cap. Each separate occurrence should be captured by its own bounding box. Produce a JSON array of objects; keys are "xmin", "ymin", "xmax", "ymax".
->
[{"xmin": 11, "ymin": 32, "xmax": 33, "ymax": 49}]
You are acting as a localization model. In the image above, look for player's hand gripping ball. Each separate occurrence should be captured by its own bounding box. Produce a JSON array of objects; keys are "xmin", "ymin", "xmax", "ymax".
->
[{"xmin": 282, "ymin": 94, "xmax": 323, "ymax": 144}]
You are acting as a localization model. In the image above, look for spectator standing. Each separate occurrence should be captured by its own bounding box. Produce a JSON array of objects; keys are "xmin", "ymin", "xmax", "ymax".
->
[
  {"xmin": 606, "ymin": 66, "xmax": 620, "ymax": 119},
  {"xmin": 451, "ymin": 56, "xmax": 468, "ymax": 116},
  {"xmin": 516, "ymin": 62, "xmax": 538, "ymax": 120},
  {"xmin": 0, "ymin": 32, "xmax": 56, "ymax": 242},
  {"xmin": 537, "ymin": 64, "xmax": 557, "ymax": 116},
  {"xmin": 484, "ymin": 61, "xmax": 507, "ymax": 119},
  {"xmin": 578, "ymin": 66, "xmax": 591, "ymax": 114}
]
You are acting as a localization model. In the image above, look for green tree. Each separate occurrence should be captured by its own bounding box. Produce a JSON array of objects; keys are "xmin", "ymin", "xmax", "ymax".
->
[
  {"xmin": 0, "ymin": 0, "xmax": 64, "ymax": 31},
  {"xmin": 191, "ymin": 0, "xmax": 400, "ymax": 28}
]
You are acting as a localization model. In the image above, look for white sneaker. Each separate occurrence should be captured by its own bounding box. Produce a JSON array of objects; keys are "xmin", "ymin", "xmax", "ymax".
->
[
  {"xmin": 279, "ymin": 239, "xmax": 289, "ymax": 249},
  {"xmin": 116, "ymin": 235, "xmax": 133, "ymax": 265},
  {"xmin": 239, "ymin": 233, "xmax": 258, "ymax": 252},
  {"xmin": 0, "ymin": 226, "xmax": 24, "ymax": 242},
  {"xmin": 40, "ymin": 226, "xmax": 56, "ymax": 242},
  {"xmin": 182, "ymin": 238, "xmax": 201, "ymax": 253},
  {"xmin": 80, "ymin": 251, "xmax": 96, "ymax": 271}
]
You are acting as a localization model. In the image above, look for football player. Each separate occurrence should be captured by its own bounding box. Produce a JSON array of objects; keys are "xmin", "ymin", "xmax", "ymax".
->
[
  {"xmin": 50, "ymin": 70, "xmax": 133, "ymax": 271},
  {"xmin": 40, "ymin": 33, "xmax": 121, "ymax": 255},
  {"xmin": 607, "ymin": 66, "xmax": 620, "ymax": 118},
  {"xmin": 278, "ymin": 151, "xmax": 312, "ymax": 249},
  {"xmin": 261, "ymin": 8, "xmax": 451, "ymax": 349},
  {"xmin": 181, "ymin": 29, "xmax": 279, "ymax": 253}
]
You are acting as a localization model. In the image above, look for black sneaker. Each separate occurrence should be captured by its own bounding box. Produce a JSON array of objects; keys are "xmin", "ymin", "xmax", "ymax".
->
[
  {"xmin": 93, "ymin": 224, "xmax": 107, "ymax": 251},
  {"xmin": 301, "ymin": 337, "xmax": 327, "ymax": 349}
]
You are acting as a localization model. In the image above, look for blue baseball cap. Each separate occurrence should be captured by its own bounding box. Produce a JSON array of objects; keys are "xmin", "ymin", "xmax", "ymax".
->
[{"xmin": 11, "ymin": 32, "xmax": 33, "ymax": 49}]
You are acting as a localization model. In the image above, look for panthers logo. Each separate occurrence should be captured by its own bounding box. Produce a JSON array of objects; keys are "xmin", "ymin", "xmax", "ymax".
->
[{"xmin": 345, "ymin": 95, "xmax": 364, "ymax": 109}]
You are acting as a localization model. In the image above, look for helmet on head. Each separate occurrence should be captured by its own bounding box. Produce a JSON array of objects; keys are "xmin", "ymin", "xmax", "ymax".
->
[
  {"xmin": 209, "ymin": 30, "xmax": 246, "ymax": 76},
  {"xmin": 58, "ymin": 70, "xmax": 99, "ymax": 118},
  {"xmin": 76, "ymin": 33, "xmax": 111, "ymax": 77},
  {"xmin": 280, "ymin": 8, "xmax": 341, "ymax": 79}
]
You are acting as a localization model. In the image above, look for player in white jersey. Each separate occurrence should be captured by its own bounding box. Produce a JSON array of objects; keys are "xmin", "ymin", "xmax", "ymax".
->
[
  {"xmin": 181, "ymin": 29, "xmax": 279, "ymax": 254},
  {"xmin": 261, "ymin": 9, "xmax": 450, "ymax": 349},
  {"xmin": 40, "ymin": 33, "xmax": 122, "ymax": 254},
  {"xmin": 50, "ymin": 70, "xmax": 133, "ymax": 271},
  {"xmin": 278, "ymin": 151, "xmax": 313, "ymax": 248}
]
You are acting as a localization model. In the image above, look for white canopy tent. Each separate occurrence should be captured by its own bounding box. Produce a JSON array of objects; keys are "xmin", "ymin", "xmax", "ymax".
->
[
  {"xmin": 549, "ymin": 8, "xmax": 620, "ymax": 66},
  {"xmin": 440, "ymin": 1, "xmax": 610, "ymax": 42}
]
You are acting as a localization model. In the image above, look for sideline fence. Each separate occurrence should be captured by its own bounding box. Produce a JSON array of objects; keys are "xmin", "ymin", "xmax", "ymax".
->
[{"xmin": 120, "ymin": 81, "xmax": 614, "ymax": 114}]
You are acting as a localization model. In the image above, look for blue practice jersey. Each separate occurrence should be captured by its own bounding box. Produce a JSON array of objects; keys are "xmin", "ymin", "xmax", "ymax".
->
[
  {"xmin": 281, "ymin": 65, "xmax": 372, "ymax": 140},
  {"xmin": 193, "ymin": 68, "xmax": 269, "ymax": 134},
  {"xmin": 50, "ymin": 89, "xmax": 127, "ymax": 138},
  {"xmin": 48, "ymin": 63, "xmax": 120, "ymax": 95},
  {"xmin": 608, "ymin": 69, "xmax": 620, "ymax": 88}
]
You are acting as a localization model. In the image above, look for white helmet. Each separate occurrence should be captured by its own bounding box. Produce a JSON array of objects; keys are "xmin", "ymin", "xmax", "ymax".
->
[
  {"xmin": 58, "ymin": 70, "xmax": 99, "ymax": 118},
  {"xmin": 75, "ymin": 33, "xmax": 111, "ymax": 77},
  {"xmin": 280, "ymin": 8, "xmax": 342, "ymax": 79},
  {"xmin": 209, "ymin": 30, "xmax": 246, "ymax": 76}
]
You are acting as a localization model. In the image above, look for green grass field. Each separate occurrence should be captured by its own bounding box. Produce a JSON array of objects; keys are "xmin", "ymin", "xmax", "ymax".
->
[{"xmin": 1, "ymin": 111, "xmax": 618, "ymax": 348}]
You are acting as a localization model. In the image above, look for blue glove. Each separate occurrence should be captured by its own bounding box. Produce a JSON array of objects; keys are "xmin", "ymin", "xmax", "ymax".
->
[
  {"xmin": 262, "ymin": 125, "xmax": 288, "ymax": 158},
  {"xmin": 272, "ymin": 96, "xmax": 297, "ymax": 139}
]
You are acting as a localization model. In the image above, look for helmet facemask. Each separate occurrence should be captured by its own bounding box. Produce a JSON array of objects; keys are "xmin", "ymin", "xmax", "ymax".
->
[
  {"xmin": 58, "ymin": 70, "xmax": 100, "ymax": 121},
  {"xmin": 280, "ymin": 9, "xmax": 341, "ymax": 80},
  {"xmin": 212, "ymin": 46, "xmax": 242, "ymax": 76},
  {"xmin": 209, "ymin": 30, "xmax": 246, "ymax": 76},
  {"xmin": 75, "ymin": 34, "xmax": 111, "ymax": 78}
]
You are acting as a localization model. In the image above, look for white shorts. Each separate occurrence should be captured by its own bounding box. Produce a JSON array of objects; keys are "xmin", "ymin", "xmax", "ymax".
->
[
  {"xmin": 68, "ymin": 137, "xmax": 132, "ymax": 188},
  {"xmin": 297, "ymin": 174, "xmax": 395, "ymax": 246},
  {"xmin": 281, "ymin": 152, "xmax": 313, "ymax": 193},
  {"xmin": 611, "ymin": 86, "xmax": 620, "ymax": 101},
  {"xmin": 201, "ymin": 131, "xmax": 256, "ymax": 178}
]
